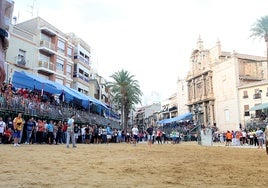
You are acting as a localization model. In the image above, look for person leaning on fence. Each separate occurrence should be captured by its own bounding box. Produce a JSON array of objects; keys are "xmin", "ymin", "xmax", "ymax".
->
[{"xmin": 66, "ymin": 114, "xmax": 76, "ymax": 148}]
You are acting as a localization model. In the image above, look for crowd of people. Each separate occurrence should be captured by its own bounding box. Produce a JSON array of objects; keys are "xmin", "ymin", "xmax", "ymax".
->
[
  {"xmin": 213, "ymin": 127, "xmax": 268, "ymax": 150},
  {"xmin": 1, "ymin": 83, "xmax": 268, "ymax": 150},
  {"xmin": 0, "ymin": 113, "xmax": 176, "ymax": 147}
]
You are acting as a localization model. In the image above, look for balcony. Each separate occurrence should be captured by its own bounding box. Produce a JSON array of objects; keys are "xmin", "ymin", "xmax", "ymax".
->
[
  {"xmin": 40, "ymin": 26, "xmax": 57, "ymax": 36},
  {"xmin": 74, "ymin": 55, "xmax": 91, "ymax": 66},
  {"xmin": 2, "ymin": 0, "xmax": 14, "ymax": 30},
  {"xmin": 73, "ymin": 73, "xmax": 90, "ymax": 84},
  {"xmin": 253, "ymin": 93, "xmax": 261, "ymax": 99},
  {"xmin": 39, "ymin": 40, "xmax": 56, "ymax": 55},
  {"xmin": 37, "ymin": 60, "xmax": 55, "ymax": 75}
]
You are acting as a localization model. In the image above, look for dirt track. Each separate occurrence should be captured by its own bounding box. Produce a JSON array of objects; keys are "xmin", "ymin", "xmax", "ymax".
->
[{"xmin": 1, "ymin": 142, "xmax": 268, "ymax": 188}]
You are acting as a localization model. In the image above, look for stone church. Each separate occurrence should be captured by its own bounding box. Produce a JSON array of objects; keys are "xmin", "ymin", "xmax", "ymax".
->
[{"xmin": 186, "ymin": 36, "xmax": 267, "ymax": 131}]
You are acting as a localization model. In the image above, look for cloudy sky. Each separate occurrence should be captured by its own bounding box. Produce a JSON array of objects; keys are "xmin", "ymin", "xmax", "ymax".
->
[{"xmin": 13, "ymin": 0, "xmax": 268, "ymax": 105}]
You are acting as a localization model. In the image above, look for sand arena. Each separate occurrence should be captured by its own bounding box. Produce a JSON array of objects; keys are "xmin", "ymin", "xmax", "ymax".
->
[{"xmin": 1, "ymin": 142, "xmax": 268, "ymax": 188}]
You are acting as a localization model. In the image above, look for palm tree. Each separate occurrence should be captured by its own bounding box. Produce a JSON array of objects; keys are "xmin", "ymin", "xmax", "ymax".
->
[
  {"xmin": 107, "ymin": 69, "xmax": 142, "ymax": 130},
  {"xmin": 250, "ymin": 15, "xmax": 268, "ymax": 64}
]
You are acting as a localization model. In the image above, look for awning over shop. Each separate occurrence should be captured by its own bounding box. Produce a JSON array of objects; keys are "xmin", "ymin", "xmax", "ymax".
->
[
  {"xmin": 157, "ymin": 112, "xmax": 193, "ymax": 124},
  {"xmin": 249, "ymin": 102, "xmax": 268, "ymax": 111}
]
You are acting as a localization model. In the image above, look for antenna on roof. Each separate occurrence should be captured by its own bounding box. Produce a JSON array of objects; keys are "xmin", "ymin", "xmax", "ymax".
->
[{"xmin": 27, "ymin": 0, "xmax": 36, "ymax": 17}]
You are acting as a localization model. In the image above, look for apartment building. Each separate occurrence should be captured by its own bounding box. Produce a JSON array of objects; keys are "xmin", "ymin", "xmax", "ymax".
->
[
  {"xmin": 70, "ymin": 34, "xmax": 91, "ymax": 95},
  {"xmin": 187, "ymin": 36, "xmax": 267, "ymax": 131},
  {"xmin": 6, "ymin": 17, "xmax": 74, "ymax": 87},
  {"xmin": 134, "ymin": 103, "xmax": 161, "ymax": 130}
]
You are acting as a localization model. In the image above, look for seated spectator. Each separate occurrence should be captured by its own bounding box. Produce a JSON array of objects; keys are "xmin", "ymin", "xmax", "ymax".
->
[{"xmin": 3, "ymin": 127, "xmax": 12, "ymax": 144}]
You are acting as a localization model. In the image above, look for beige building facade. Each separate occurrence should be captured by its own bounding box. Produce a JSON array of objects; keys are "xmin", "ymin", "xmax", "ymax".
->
[
  {"xmin": 6, "ymin": 17, "xmax": 112, "ymax": 103},
  {"xmin": 187, "ymin": 36, "xmax": 267, "ymax": 131}
]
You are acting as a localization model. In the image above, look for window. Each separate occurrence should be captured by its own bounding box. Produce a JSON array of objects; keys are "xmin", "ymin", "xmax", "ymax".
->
[
  {"xmin": 66, "ymin": 65, "xmax": 72, "ymax": 74},
  {"xmin": 56, "ymin": 58, "xmax": 64, "ymax": 71},
  {"xmin": 253, "ymin": 89, "xmax": 261, "ymax": 99},
  {"xmin": 39, "ymin": 54, "xmax": 50, "ymax": 62},
  {"xmin": 243, "ymin": 90, "xmax": 248, "ymax": 98},
  {"xmin": 17, "ymin": 49, "xmax": 26, "ymax": 66},
  {"xmin": 57, "ymin": 39, "xmax": 65, "ymax": 54},
  {"xmin": 67, "ymin": 46, "xmax": 72, "ymax": 58},
  {"xmin": 41, "ymin": 33, "xmax": 51, "ymax": 42},
  {"xmin": 244, "ymin": 105, "xmax": 249, "ymax": 116}
]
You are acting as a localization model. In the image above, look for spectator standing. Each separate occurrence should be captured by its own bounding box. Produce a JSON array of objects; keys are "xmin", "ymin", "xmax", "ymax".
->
[
  {"xmin": 13, "ymin": 113, "xmax": 24, "ymax": 147},
  {"xmin": 225, "ymin": 130, "xmax": 232, "ymax": 146},
  {"xmin": 62, "ymin": 121, "xmax": 67, "ymax": 143},
  {"xmin": 84, "ymin": 125, "xmax": 90, "ymax": 144},
  {"xmin": 36, "ymin": 119, "xmax": 44, "ymax": 144},
  {"xmin": 0, "ymin": 116, "xmax": 6, "ymax": 144},
  {"xmin": 101, "ymin": 126, "xmax": 107, "ymax": 144},
  {"xmin": 46, "ymin": 120, "xmax": 54, "ymax": 144},
  {"xmin": 25, "ymin": 117, "xmax": 36, "ymax": 144},
  {"xmin": 66, "ymin": 114, "xmax": 76, "ymax": 148},
  {"xmin": 6, "ymin": 117, "xmax": 13, "ymax": 131},
  {"xmin": 55, "ymin": 121, "xmax": 63, "ymax": 144},
  {"xmin": 131, "ymin": 125, "xmax": 139, "ymax": 146},
  {"xmin": 156, "ymin": 128, "xmax": 163, "ymax": 144},
  {"xmin": 73, "ymin": 124, "xmax": 79, "ymax": 144},
  {"xmin": 146, "ymin": 125, "xmax": 153, "ymax": 147},
  {"xmin": 255, "ymin": 127, "xmax": 264, "ymax": 149}
]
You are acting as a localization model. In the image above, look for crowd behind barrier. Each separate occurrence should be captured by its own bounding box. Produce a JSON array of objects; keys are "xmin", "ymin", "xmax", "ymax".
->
[
  {"xmin": 0, "ymin": 82, "xmax": 120, "ymax": 129},
  {"xmin": 1, "ymin": 83, "xmax": 267, "ymax": 147}
]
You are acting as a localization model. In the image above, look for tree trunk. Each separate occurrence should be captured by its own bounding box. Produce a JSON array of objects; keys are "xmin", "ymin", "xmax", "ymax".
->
[{"xmin": 121, "ymin": 99, "xmax": 124, "ymax": 130}]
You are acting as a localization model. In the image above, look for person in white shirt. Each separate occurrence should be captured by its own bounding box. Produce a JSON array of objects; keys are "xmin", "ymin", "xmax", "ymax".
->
[
  {"xmin": 131, "ymin": 125, "xmax": 139, "ymax": 146},
  {"xmin": 66, "ymin": 114, "xmax": 76, "ymax": 148},
  {"xmin": 0, "ymin": 116, "xmax": 6, "ymax": 144}
]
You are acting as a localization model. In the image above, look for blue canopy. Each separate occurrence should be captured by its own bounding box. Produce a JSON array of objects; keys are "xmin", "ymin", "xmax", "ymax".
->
[
  {"xmin": 158, "ymin": 112, "xmax": 193, "ymax": 124},
  {"xmin": 12, "ymin": 71, "xmax": 61, "ymax": 95},
  {"xmin": 12, "ymin": 71, "xmax": 110, "ymax": 111}
]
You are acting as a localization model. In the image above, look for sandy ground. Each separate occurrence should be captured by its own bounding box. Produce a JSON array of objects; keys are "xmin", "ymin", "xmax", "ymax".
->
[{"xmin": 1, "ymin": 142, "xmax": 268, "ymax": 188}]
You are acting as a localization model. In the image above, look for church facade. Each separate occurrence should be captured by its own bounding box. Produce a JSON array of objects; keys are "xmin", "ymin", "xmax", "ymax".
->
[{"xmin": 186, "ymin": 37, "xmax": 267, "ymax": 131}]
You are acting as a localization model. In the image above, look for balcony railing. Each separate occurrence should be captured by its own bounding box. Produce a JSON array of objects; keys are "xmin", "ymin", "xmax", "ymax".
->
[
  {"xmin": 73, "ymin": 73, "xmax": 90, "ymax": 83},
  {"xmin": 74, "ymin": 55, "xmax": 90, "ymax": 65},
  {"xmin": 38, "ymin": 60, "xmax": 54, "ymax": 71},
  {"xmin": 253, "ymin": 93, "xmax": 261, "ymax": 99},
  {"xmin": 39, "ymin": 40, "xmax": 56, "ymax": 52}
]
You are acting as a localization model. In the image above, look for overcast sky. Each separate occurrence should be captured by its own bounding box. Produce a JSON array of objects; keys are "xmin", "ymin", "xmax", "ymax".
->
[{"xmin": 13, "ymin": 0, "xmax": 268, "ymax": 105}]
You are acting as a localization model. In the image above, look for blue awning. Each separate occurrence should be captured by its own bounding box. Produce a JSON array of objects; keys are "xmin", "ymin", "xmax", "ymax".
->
[
  {"xmin": 158, "ymin": 112, "xmax": 193, "ymax": 124},
  {"xmin": 12, "ymin": 71, "xmax": 109, "ymax": 111}
]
